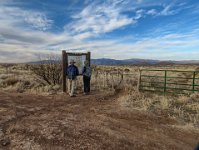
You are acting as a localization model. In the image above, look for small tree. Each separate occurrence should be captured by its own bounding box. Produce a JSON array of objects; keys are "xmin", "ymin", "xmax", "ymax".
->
[
  {"xmin": 1, "ymin": 63, "xmax": 14, "ymax": 74},
  {"xmin": 30, "ymin": 54, "xmax": 62, "ymax": 85}
]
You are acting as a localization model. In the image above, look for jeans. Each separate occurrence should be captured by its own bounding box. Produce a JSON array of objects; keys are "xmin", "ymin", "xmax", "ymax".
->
[{"xmin": 83, "ymin": 76, "xmax": 91, "ymax": 93}]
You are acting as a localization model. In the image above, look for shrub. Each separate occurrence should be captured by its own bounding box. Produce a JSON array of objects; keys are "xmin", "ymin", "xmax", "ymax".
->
[
  {"xmin": 30, "ymin": 55, "xmax": 62, "ymax": 86},
  {"xmin": 3, "ymin": 77, "xmax": 19, "ymax": 86},
  {"xmin": 0, "ymin": 74, "xmax": 10, "ymax": 80}
]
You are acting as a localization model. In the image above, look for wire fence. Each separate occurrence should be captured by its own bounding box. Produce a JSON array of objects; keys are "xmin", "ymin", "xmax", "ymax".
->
[{"xmin": 75, "ymin": 71, "xmax": 138, "ymax": 91}]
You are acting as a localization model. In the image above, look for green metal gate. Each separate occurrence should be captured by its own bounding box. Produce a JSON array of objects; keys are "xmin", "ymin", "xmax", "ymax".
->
[{"xmin": 139, "ymin": 69, "xmax": 199, "ymax": 94}]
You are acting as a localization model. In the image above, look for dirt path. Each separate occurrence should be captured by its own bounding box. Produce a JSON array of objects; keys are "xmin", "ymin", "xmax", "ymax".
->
[{"xmin": 0, "ymin": 91, "xmax": 198, "ymax": 150}]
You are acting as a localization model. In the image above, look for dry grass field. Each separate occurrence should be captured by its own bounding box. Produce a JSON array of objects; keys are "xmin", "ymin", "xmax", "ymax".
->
[{"xmin": 0, "ymin": 64, "xmax": 199, "ymax": 149}]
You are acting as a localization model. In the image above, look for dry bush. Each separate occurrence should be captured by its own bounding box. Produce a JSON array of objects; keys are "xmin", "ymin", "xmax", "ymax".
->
[
  {"xmin": 30, "ymin": 55, "xmax": 62, "ymax": 86},
  {"xmin": 0, "ymin": 62, "xmax": 62, "ymax": 94},
  {"xmin": 195, "ymin": 66, "xmax": 199, "ymax": 71},
  {"xmin": 0, "ymin": 74, "xmax": 10, "ymax": 80},
  {"xmin": 0, "ymin": 63, "xmax": 15, "ymax": 73},
  {"xmin": 2, "ymin": 77, "xmax": 19, "ymax": 86},
  {"xmin": 15, "ymin": 80, "xmax": 33, "ymax": 93}
]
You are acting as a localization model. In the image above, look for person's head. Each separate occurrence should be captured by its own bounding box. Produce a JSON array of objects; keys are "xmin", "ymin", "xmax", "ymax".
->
[
  {"xmin": 69, "ymin": 59, "xmax": 76, "ymax": 65},
  {"xmin": 84, "ymin": 60, "xmax": 89, "ymax": 66}
]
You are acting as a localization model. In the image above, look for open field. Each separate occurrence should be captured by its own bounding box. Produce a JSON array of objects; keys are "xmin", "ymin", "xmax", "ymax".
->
[
  {"xmin": 0, "ymin": 91, "xmax": 199, "ymax": 150},
  {"xmin": 0, "ymin": 64, "xmax": 199, "ymax": 149}
]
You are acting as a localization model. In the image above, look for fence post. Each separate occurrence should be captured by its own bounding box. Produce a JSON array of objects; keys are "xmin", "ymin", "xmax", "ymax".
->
[
  {"xmin": 192, "ymin": 71, "xmax": 196, "ymax": 93},
  {"xmin": 111, "ymin": 73, "xmax": 114, "ymax": 90},
  {"xmin": 137, "ymin": 69, "xmax": 141, "ymax": 91},
  {"xmin": 62, "ymin": 50, "xmax": 66, "ymax": 92},
  {"xmin": 164, "ymin": 70, "xmax": 167, "ymax": 93},
  {"xmin": 103, "ymin": 72, "xmax": 106, "ymax": 89}
]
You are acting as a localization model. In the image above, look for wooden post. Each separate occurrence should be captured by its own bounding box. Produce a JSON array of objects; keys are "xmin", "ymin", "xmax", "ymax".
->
[
  {"xmin": 62, "ymin": 50, "xmax": 67, "ymax": 92},
  {"xmin": 164, "ymin": 70, "xmax": 167, "ymax": 93},
  {"xmin": 192, "ymin": 71, "xmax": 196, "ymax": 93},
  {"xmin": 87, "ymin": 51, "xmax": 91, "ymax": 66},
  {"xmin": 111, "ymin": 73, "xmax": 114, "ymax": 90},
  {"xmin": 137, "ymin": 69, "xmax": 141, "ymax": 91},
  {"xmin": 103, "ymin": 67, "xmax": 105, "ymax": 88}
]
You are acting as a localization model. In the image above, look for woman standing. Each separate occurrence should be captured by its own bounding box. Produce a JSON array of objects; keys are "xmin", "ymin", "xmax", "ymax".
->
[{"xmin": 82, "ymin": 60, "xmax": 92, "ymax": 95}]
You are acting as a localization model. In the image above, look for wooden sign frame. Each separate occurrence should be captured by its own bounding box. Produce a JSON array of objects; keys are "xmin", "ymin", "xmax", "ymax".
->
[{"xmin": 62, "ymin": 50, "xmax": 91, "ymax": 92}]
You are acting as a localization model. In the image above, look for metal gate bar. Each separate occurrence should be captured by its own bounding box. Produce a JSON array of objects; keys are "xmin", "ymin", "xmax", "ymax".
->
[{"xmin": 139, "ymin": 69, "xmax": 199, "ymax": 94}]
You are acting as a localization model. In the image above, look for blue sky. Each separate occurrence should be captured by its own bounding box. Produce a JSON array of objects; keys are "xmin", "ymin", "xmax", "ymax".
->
[{"xmin": 0, "ymin": 0, "xmax": 199, "ymax": 63}]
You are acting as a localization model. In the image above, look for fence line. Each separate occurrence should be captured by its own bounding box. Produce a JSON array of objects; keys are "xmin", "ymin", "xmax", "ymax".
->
[{"xmin": 75, "ymin": 71, "xmax": 138, "ymax": 91}]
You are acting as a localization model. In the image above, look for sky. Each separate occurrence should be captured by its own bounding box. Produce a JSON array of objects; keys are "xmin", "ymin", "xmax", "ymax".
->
[{"xmin": 0, "ymin": 0, "xmax": 199, "ymax": 63}]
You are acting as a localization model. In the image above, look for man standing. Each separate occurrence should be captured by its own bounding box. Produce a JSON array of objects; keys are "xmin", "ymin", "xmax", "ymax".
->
[
  {"xmin": 82, "ymin": 60, "xmax": 92, "ymax": 95},
  {"xmin": 67, "ymin": 60, "xmax": 79, "ymax": 97}
]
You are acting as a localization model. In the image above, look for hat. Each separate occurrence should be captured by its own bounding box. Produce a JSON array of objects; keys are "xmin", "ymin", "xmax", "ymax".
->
[{"xmin": 69, "ymin": 59, "xmax": 76, "ymax": 64}]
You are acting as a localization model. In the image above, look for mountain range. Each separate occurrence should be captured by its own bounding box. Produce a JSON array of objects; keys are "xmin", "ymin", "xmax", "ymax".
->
[
  {"xmin": 91, "ymin": 58, "xmax": 199, "ymax": 65},
  {"xmin": 28, "ymin": 58, "xmax": 199, "ymax": 65}
]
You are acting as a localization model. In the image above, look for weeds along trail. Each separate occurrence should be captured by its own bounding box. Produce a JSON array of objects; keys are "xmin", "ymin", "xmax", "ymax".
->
[{"xmin": 0, "ymin": 91, "xmax": 199, "ymax": 150}]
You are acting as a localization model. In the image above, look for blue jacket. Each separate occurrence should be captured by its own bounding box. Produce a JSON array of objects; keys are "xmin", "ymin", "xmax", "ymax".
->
[{"xmin": 67, "ymin": 65, "xmax": 79, "ymax": 80}]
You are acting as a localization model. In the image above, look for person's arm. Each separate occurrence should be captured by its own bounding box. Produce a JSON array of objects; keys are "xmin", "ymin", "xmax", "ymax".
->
[
  {"xmin": 76, "ymin": 66, "xmax": 79, "ymax": 76},
  {"xmin": 82, "ymin": 66, "xmax": 86, "ymax": 74},
  {"xmin": 66, "ymin": 66, "xmax": 69, "ymax": 76}
]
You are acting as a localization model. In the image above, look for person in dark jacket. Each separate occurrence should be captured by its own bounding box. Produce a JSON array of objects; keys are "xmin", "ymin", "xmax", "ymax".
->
[
  {"xmin": 82, "ymin": 60, "xmax": 92, "ymax": 95},
  {"xmin": 67, "ymin": 59, "xmax": 79, "ymax": 97}
]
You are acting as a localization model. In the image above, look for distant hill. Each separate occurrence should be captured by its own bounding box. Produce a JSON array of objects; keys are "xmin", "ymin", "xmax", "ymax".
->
[
  {"xmin": 91, "ymin": 58, "xmax": 160, "ymax": 65},
  {"xmin": 91, "ymin": 58, "xmax": 199, "ymax": 65},
  {"xmin": 27, "ymin": 58, "xmax": 199, "ymax": 65},
  {"xmin": 27, "ymin": 60, "xmax": 61, "ymax": 64},
  {"xmin": 91, "ymin": 58, "xmax": 123, "ymax": 65},
  {"xmin": 174, "ymin": 60, "xmax": 199, "ymax": 64}
]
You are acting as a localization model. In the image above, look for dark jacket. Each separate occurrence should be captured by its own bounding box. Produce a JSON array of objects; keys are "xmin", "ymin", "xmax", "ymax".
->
[
  {"xmin": 67, "ymin": 65, "xmax": 79, "ymax": 80},
  {"xmin": 82, "ymin": 66, "xmax": 92, "ymax": 77}
]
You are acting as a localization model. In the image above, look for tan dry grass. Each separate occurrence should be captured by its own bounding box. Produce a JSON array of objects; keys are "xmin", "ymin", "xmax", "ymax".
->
[{"xmin": 117, "ymin": 90, "xmax": 199, "ymax": 128}]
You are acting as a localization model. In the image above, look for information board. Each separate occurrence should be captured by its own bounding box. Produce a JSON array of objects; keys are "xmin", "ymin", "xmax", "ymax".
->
[
  {"xmin": 62, "ymin": 51, "xmax": 91, "ymax": 92},
  {"xmin": 67, "ymin": 55, "xmax": 86, "ymax": 74}
]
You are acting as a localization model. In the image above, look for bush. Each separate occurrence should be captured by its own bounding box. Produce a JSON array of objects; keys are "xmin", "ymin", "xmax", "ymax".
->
[
  {"xmin": 3, "ymin": 77, "xmax": 19, "ymax": 86},
  {"xmin": 0, "ymin": 74, "xmax": 10, "ymax": 80},
  {"xmin": 30, "ymin": 55, "xmax": 62, "ymax": 86}
]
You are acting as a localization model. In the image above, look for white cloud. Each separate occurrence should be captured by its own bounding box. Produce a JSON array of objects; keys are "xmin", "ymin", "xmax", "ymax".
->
[
  {"xmin": 1, "ymin": 27, "xmax": 199, "ymax": 63},
  {"xmin": 0, "ymin": 1, "xmax": 67, "ymax": 63},
  {"xmin": 159, "ymin": 4, "xmax": 176, "ymax": 16},
  {"xmin": 146, "ymin": 2, "xmax": 185, "ymax": 17},
  {"xmin": 24, "ymin": 13, "xmax": 53, "ymax": 31},
  {"xmin": 146, "ymin": 9, "xmax": 157, "ymax": 15},
  {"xmin": 66, "ymin": 1, "xmax": 135, "ymax": 35},
  {"xmin": 0, "ymin": 2, "xmax": 53, "ymax": 31},
  {"xmin": 135, "ymin": 9, "xmax": 145, "ymax": 19},
  {"xmin": 0, "ymin": 0, "xmax": 199, "ymax": 63}
]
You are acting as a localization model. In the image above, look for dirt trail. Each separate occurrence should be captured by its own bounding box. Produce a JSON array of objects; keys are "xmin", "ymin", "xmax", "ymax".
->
[{"xmin": 0, "ymin": 91, "xmax": 198, "ymax": 150}]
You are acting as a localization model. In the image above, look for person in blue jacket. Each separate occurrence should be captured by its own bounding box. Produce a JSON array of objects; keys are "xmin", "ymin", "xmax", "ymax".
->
[{"xmin": 67, "ymin": 59, "xmax": 79, "ymax": 97}]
